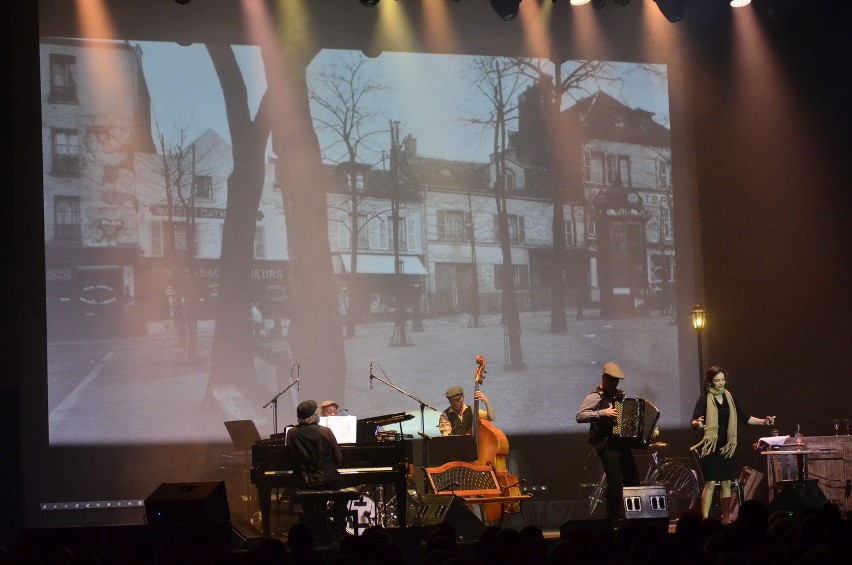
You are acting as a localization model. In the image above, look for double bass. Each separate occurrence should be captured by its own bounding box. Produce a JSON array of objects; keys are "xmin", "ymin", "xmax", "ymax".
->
[{"xmin": 471, "ymin": 355, "xmax": 524, "ymax": 523}]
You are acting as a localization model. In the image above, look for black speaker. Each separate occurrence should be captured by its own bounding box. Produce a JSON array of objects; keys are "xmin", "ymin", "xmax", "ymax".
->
[
  {"xmin": 768, "ymin": 480, "xmax": 829, "ymax": 515},
  {"xmin": 409, "ymin": 494, "xmax": 485, "ymax": 541},
  {"xmin": 144, "ymin": 481, "xmax": 230, "ymax": 525}
]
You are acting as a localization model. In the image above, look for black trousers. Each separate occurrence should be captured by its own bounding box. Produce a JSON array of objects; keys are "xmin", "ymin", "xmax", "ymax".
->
[{"xmin": 596, "ymin": 438, "xmax": 640, "ymax": 523}]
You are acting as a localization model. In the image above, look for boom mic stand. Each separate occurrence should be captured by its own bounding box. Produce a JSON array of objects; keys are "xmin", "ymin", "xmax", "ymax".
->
[
  {"xmin": 369, "ymin": 373, "xmax": 438, "ymax": 493},
  {"xmin": 263, "ymin": 378, "xmax": 299, "ymax": 435}
]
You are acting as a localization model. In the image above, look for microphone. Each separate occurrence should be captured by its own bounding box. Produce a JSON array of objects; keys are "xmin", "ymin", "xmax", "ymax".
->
[
  {"xmin": 435, "ymin": 482, "xmax": 460, "ymax": 494},
  {"xmin": 338, "ymin": 408, "xmax": 350, "ymax": 414},
  {"xmin": 296, "ymin": 364, "xmax": 301, "ymax": 391},
  {"xmin": 369, "ymin": 362, "xmax": 374, "ymax": 389}
]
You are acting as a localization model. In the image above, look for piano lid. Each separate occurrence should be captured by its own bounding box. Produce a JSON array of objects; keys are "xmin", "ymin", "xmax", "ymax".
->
[{"xmin": 357, "ymin": 412, "xmax": 415, "ymax": 426}]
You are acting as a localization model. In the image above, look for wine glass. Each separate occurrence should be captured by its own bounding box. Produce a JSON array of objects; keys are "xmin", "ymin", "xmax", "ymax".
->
[{"xmin": 833, "ymin": 419, "xmax": 841, "ymax": 435}]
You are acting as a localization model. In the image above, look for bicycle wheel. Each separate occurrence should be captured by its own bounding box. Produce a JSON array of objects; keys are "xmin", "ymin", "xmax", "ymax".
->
[
  {"xmin": 588, "ymin": 473, "xmax": 607, "ymax": 515},
  {"xmin": 647, "ymin": 460, "xmax": 699, "ymax": 520}
]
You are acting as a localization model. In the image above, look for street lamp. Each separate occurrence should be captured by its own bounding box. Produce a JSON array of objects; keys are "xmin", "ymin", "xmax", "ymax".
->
[{"xmin": 690, "ymin": 304, "xmax": 706, "ymax": 394}]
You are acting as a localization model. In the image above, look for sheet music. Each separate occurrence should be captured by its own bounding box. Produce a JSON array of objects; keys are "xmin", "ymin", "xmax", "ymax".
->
[{"xmin": 319, "ymin": 415, "xmax": 357, "ymax": 444}]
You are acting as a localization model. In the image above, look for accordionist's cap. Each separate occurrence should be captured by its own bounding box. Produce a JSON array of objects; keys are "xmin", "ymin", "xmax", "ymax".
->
[
  {"xmin": 602, "ymin": 362, "xmax": 625, "ymax": 379},
  {"xmin": 446, "ymin": 386, "xmax": 465, "ymax": 399},
  {"xmin": 320, "ymin": 400, "xmax": 339, "ymax": 409}
]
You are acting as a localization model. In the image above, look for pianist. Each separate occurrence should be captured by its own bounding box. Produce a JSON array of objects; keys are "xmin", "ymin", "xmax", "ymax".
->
[
  {"xmin": 287, "ymin": 399, "xmax": 344, "ymax": 489},
  {"xmin": 438, "ymin": 386, "xmax": 495, "ymax": 436}
]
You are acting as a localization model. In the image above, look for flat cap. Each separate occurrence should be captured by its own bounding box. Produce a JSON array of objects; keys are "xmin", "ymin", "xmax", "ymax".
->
[
  {"xmin": 445, "ymin": 386, "xmax": 465, "ymax": 399},
  {"xmin": 602, "ymin": 362, "xmax": 625, "ymax": 379}
]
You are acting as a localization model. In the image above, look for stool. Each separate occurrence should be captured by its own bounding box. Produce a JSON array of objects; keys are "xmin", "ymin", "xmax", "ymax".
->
[{"xmin": 294, "ymin": 488, "xmax": 362, "ymax": 544}]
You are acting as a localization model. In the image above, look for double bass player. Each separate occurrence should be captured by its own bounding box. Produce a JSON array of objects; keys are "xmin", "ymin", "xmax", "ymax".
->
[{"xmin": 438, "ymin": 386, "xmax": 495, "ymax": 436}]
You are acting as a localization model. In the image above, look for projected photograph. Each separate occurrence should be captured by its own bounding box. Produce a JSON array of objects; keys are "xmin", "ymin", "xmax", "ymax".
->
[{"xmin": 41, "ymin": 39, "xmax": 677, "ymax": 446}]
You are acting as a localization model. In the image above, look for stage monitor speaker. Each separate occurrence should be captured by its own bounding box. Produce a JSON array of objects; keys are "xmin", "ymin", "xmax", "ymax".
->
[
  {"xmin": 408, "ymin": 494, "xmax": 485, "ymax": 541},
  {"xmin": 144, "ymin": 480, "xmax": 230, "ymax": 525},
  {"xmin": 622, "ymin": 485, "xmax": 668, "ymax": 520},
  {"xmin": 768, "ymin": 479, "xmax": 828, "ymax": 515}
]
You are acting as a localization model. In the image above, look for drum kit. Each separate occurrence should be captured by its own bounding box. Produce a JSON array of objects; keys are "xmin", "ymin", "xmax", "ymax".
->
[{"xmin": 346, "ymin": 485, "xmax": 422, "ymax": 533}]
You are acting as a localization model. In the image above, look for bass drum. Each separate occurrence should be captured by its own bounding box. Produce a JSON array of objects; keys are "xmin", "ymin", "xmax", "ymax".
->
[
  {"xmin": 346, "ymin": 494, "xmax": 377, "ymax": 535},
  {"xmin": 380, "ymin": 490, "xmax": 421, "ymax": 528}
]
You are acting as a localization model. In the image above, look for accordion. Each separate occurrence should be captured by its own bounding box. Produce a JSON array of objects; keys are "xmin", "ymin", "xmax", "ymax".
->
[{"xmin": 612, "ymin": 398, "xmax": 660, "ymax": 448}]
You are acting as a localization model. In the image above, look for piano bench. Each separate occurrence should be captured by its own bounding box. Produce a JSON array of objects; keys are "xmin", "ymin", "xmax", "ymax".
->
[{"xmin": 294, "ymin": 488, "xmax": 363, "ymax": 541}]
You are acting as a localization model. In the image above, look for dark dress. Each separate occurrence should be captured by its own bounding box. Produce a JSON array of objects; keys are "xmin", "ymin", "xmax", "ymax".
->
[{"xmin": 692, "ymin": 393, "xmax": 750, "ymax": 481}]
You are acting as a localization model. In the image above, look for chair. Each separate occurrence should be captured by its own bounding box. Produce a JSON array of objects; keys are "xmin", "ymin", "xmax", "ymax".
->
[
  {"xmin": 293, "ymin": 488, "xmax": 362, "ymax": 544},
  {"xmin": 424, "ymin": 461, "xmax": 532, "ymax": 526}
]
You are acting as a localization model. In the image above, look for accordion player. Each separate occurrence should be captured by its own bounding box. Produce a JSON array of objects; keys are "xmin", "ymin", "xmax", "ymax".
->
[{"xmin": 612, "ymin": 397, "xmax": 660, "ymax": 448}]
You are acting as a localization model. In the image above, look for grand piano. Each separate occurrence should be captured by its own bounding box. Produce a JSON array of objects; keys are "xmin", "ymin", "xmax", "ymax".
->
[{"xmin": 250, "ymin": 414, "xmax": 413, "ymax": 537}]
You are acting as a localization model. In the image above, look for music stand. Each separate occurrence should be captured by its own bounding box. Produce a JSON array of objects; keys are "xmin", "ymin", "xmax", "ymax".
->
[
  {"xmin": 223, "ymin": 420, "xmax": 262, "ymax": 522},
  {"xmin": 426, "ymin": 435, "xmax": 478, "ymax": 467},
  {"xmin": 224, "ymin": 420, "xmax": 262, "ymax": 453}
]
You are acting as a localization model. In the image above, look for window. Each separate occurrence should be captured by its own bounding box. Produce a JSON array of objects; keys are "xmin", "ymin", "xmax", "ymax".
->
[
  {"xmin": 151, "ymin": 221, "xmax": 163, "ymax": 256},
  {"xmin": 173, "ymin": 223, "xmax": 188, "ymax": 252},
  {"xmin": 660, "ymin": 202, "xmax": 673, "ymax": 242},
  {"xmin": 494, "ymin": 264, "xmax": 530, "ymax": 290},
  {"xmin": 193, "ymin": 175, "xmax": 213, "ymax": 200},
  {"xmin": 505, "ymin": 169, "xmax": 516, "ymax": 192},
  {"xmin": 347, "ymin": 171, "xmax": 365, "ymax": 192},
  {"xmin": 369, "ymin": 215, "xmax": 388, "ymax": 250},
  {"xmin": 49, "ymin": 54, "xmax": 77, "ymax": 104},
  {"xmin": 605, "ymin": 154, "xmax": 631, "ymax": 187},
  {"xmin": 584, "ymin": 150, "xmax": 605, "ymax": 185},
  {"xmin": 51, "ymin": 129, "xmax": 80, "ymax": 176},
  {"xmin": 254, "ymin": 225, "xmax": 266, "ymax": 259},
  {"xmin": 564, "ymin": 211, "xmax": 575, "ymax": 247},
  {"xmin": 494, "ymin": 214, "xmax": 525, "ymax": 244},
  {"xmin": 658, "ymin": 159, "xmax": 671, "ymax": 189},
  {"xmin": 586, "ymin": 209, "xmax": 597, "ymax": 240},
  {"xmin": 387, "ymin": 217, "xmax": 408, "ymax": 252},
  {"xmin": 357, "ymin": 213, "xmax": 369, "ymax": 249},
  {"xmin": 437, "ymin": 210, "xmax": 469, "ymax": 242},
  {"xmin": 53, "ymin": 195, "xmax": 81, "ymax": 241}
]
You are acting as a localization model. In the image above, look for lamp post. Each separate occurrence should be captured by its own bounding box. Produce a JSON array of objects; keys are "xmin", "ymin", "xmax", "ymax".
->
[{"xmin": 690, "ymin": 304, "xmax": 706, "ymax": 394}]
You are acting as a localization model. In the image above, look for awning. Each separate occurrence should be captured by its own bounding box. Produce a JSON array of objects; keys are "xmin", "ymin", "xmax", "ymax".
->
[{"xmin": 340, "ymin": 254, "xmax": 427, "ymax": 275}]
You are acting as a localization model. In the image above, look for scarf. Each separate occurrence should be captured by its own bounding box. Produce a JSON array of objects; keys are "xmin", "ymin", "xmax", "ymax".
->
[{"xmin": 690, "ymin": 388, "xmax": 738, "ymax": 459}]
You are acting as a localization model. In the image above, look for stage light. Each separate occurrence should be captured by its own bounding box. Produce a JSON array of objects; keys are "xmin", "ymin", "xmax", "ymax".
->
[
  {"xmin": 490, "ymin": 0, "xmax": 521, "ymax": 21},
  {"xmin": 690, "ymin": 303, "xmax": 706, "ymax": 394},
  {"xmin": 730, "ymin": 0, "xmax": 751, "ymax": 7},
  {"xmin": 570, "ymin": 0, "xmax": 591, "ymax": 5},
  {"xmin": 360, "ymin": 0, "xmax": 380, "ymax": 6},
  {"xmin": 654, "ymin": 0, "xmax": 686, "ymax": 22},
  {"xmin": 174, "ymin": 0, "xmax": 191, "ymax": 4}
]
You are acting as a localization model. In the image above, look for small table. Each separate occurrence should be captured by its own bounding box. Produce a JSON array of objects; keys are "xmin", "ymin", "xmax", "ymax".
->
[{"xmin": 761, "ymin": 449, "xmax": 815, "ymax": 481}]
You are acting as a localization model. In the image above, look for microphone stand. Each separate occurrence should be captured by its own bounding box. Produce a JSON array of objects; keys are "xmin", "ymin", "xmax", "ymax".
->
[
  {"xmin": 263, "ymin": 379, "xmax": 299, "ymax": 435},
  {"xmin": 369, "ymin": 373, "xmax": 438, "ymax": 493}
]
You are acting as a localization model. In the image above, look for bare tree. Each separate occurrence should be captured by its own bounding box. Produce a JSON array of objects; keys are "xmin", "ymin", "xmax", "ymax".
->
[
  {"xmin": 509, "ymin": 58, "xmax": 610, "ymax": 330},
  {"xmin": 309, "ymin": 54, "xmax": 391, "ymax": 338},
  {"xmin": 203, "ymin": 44, "xmax": 273, "ymax": 396},
  {"xmin": 468, "ymin": 56, "xmax": 528, "ymax": 369}
]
